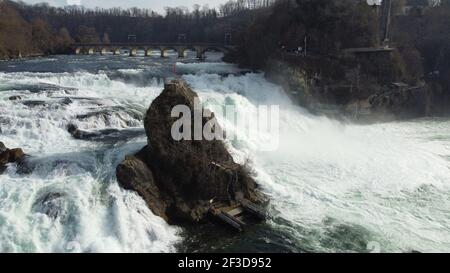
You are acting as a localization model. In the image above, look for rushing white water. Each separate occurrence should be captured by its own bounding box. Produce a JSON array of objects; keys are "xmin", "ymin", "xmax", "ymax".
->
[
  {"xmin": 183, "ymin": 72, "xmax": 450, "ymax": 253},
  {"xmin": 0, "ymin": 70, "xmax": 178, "ymax": 252},
  {"xmin": 1, "ymin": 57, "xmax": 450, "ymax": 253}
]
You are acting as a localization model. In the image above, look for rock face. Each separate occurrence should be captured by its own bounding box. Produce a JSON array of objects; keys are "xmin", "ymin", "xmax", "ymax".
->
[
  {"xmin": 117, "ymin": 80, "xmax": 261, "ymax": 224},
  {"xmin": 0, "ymin": 142, "xmax": 25, "ymax": 174},
  {"xmin": 265, "ymin": 58, "xmax": 432, "ymax": 121},
  {"xmin": 116, "ymin": 153, "xmax": 167, "ymax": 220},
  {"xmin": 368, "ymin": 85, "xmax": 430, "ymax": 119}
]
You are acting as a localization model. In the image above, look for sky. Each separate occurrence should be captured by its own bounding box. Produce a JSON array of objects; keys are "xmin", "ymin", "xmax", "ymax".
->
[{"xmin": 17, "ymin": 0, "xmax": 228, "ymax": 13}]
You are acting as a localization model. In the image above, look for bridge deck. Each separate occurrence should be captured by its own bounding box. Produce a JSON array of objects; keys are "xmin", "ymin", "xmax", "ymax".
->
[{"xmin": 74, "ymin": 42, "xmax": 235, "ymax": 48}]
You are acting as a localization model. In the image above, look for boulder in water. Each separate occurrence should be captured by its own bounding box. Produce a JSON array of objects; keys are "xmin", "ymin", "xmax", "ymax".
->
[
  {"xmin": 116, "ymin": 80, "xmax": 263, "ymax": 224},
  {"xmin": 8, "ymin": 95, "xmax": 22, "ymax": 101},
  {"xmin": 67, "ymin": 123, "xmax": 119, "ymax": 140},
  {"xmin": 0, "ymin": 142, "xmax": 26, "ymax": 174},
  {"xmin": 9, "ymin": 148, "xmax": 25, "ymax": 162},
  {"xmin": 32, "ymin": 191, "xmax": 68, "ymax": 221},
  {"xmin": 61, "ymin": 97, "xmax": 73, "ymax": 105},
  {"xmin": 21, "ymin": 100, "xmax": 49, "ymax": 107},
  {"xmin": 67, "ymin": 124, "xmax": 144, "ymax": 142},
  {"xmin": 0, "ymin": 143, "xmax": 9, "ymax": 167}
]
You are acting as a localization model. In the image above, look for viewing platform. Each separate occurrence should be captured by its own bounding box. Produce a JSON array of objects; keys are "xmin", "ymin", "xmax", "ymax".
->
[
  {"xmin": 209, "ymin": 199, "xmax": 267, "ymax": 232},
  {"xmin": 344, "ymin": 47, "xmax": 394, "ymax": 55}
]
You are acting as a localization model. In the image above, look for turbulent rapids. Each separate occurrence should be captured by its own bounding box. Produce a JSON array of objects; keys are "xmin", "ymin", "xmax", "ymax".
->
[{"xmin": 1, "ymin": 55, "xmax": 450, "ymax": 253}]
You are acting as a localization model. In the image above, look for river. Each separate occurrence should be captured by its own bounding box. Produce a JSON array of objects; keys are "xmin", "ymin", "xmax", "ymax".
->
[{"xmin": 1, "ymin": 51, "xmax": 450, "ymax": 253}]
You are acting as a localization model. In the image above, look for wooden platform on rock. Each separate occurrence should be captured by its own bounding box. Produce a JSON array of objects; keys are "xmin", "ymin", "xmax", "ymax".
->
[{"xmin": 209, "ymin": 199, "xmax": 267, "ymax": 232}]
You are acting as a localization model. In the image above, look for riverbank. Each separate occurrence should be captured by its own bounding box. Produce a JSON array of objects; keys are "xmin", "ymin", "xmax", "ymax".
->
[{"xmin": 0, "ymin": 53, "xmax": 46, "ymax": 61}]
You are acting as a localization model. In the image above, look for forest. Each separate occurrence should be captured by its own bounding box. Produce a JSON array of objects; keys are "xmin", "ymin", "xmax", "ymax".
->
[
  {"xmin": 0, "ymin": 0, "xmax": 72, "ymax": 58},
  {"xmin": 0, "ymin": 0, "xmax": 277, "ymax": 59}
]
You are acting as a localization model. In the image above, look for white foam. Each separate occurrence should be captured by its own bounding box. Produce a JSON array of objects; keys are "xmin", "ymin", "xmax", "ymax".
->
[
  {"xmin": 183, "ymin": 72, "xmax": 450, "ymax": 252},
  {"xmin": 177, "ymin": 62, "xmax": 248, "ymax": 75},
  {"xmin": 0, "ymin": 71, "xmax": 178, "ymax": 253}
]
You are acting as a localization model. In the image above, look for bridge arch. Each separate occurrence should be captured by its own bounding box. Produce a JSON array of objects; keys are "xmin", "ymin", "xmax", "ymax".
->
[
  {"xmin": 84, "ymin": 46, "xmax": 112, "ymax": 55},
  {"xmin": 131, "ymin": 46, "xmax": 149, "ymax": 57},
  {"xmin": 177, "ymin": 46, "xmax": 199, "ymax": 58},
  {"xmin": 198, "ymin": 47, "xmax": 229, "ymax": 59},
  {"xmin": 112, "ymin": 48, "xmax": 121, "ymax": 55},
  {"xmin": 87, "ymin": 47, "xmax": 96, "ymax": 55},
  {"xmin": 144, "ymin": 48, "xmax": 152, "ymax": 56},
  {"xmin": 113, "ymin": 47, "xmax": 134, "ymax": 56},
  {"xmin": 128, "ymin": 47, "xmax": 139, "ymax": 56},
  {"xmin": 160, "ymin": 46, "xmax": 178, "ymax": 58},
  {"xmin": 100, "ymin": 47, "xmax": 112, "ymax": 55},
  {"xmin": 143, "ymin": 46, "xmax": 161, "ymax": 57}
]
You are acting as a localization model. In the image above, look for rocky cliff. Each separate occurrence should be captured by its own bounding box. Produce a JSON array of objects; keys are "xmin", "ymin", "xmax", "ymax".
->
[
  {"xmin": 116, "ymin": 80, "xmax": 262, "ymax": 224},
  {"xmin": 264, "ymin": 57, "xmax": 432, "ymax": 121}
]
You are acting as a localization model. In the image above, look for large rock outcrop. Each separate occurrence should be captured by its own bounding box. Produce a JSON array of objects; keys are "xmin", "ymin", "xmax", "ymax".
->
[
  {"xmin": 0, "ymin": 142, "xmax": 25, "ymax": 174},
  {"xmin": 117, "ymin": 80, "xmax": 262, "ymax": 224}
]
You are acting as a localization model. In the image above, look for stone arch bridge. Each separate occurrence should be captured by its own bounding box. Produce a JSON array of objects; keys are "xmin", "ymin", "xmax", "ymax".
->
[{"xmin": 74, "ymin": 43, "xmax": 236, "ymax": 59}]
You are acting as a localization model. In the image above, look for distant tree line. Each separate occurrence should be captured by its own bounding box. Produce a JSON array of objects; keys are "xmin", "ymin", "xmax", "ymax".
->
[
  {"xmin": 219, "ymin": 0, "xmax": 278, "ymax": 16},
  {"xmin": 1, "ymin": 0, "xmax": 281, "ymax": 59}
]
